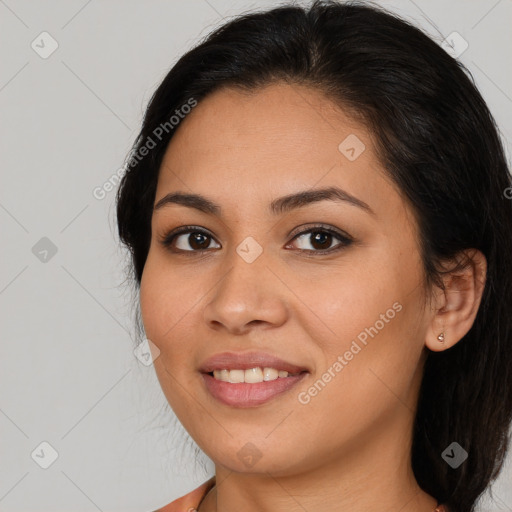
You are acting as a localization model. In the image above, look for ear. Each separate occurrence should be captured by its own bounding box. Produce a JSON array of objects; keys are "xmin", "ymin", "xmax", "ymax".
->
[{"xmin": 426, "ymin": 249, "xmax": 487, "ymax": 352}]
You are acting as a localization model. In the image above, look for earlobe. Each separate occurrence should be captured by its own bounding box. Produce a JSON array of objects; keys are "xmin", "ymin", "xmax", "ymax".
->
[
  {"xmin": 426, "ymin": 330, "xmax": 447, "ymax": 352},
  {"xmin": 425, "ymin": 249, "xmax": 487, "ymax": 352}
]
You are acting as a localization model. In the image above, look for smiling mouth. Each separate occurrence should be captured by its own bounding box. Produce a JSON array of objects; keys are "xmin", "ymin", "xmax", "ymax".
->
[
  {"xmin": 201, "ymin": 370, "xmax": 309, "ymax": 408},
  {"xmin": 206, "ymin": 367, "xmax": 307, "ymax": 383}
]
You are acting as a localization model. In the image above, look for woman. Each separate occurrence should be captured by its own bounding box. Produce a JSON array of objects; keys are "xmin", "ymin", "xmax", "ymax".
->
[{"xmin": 115, "ymin": 1, "xmax": 512, "ymax": 511}]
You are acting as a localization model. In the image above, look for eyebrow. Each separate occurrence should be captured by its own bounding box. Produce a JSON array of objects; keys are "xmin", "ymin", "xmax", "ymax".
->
[{"xmin": 153, "ymin": 186, "xmax": 374, "ymax": 216}]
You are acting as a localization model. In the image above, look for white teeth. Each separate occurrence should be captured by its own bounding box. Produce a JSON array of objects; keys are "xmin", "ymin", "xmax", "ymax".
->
[
  {"xmin": 216, "ymin": 369, "xmax": 230, "ymax": 381},
  {"xmin": 212, "ymin": 367, "xmax": 294, "ymax": 383},
  {"xmin": 245, "ymin": 367, "xmax": 263, "ymax": 383},
  {"xmin": 263, "ymin": 367, "xmax": 279, "ymax": 381},
  {"xmin": 228, "ymin": 369, "xmax": 245, "ymax": 383}
]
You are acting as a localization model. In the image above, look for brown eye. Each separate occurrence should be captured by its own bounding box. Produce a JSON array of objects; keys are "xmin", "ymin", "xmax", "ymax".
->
[
  {"xmin": 288, "ymin": 226, "xmax": 353, "ymax": 253},
  {"xmin": 160, "ymin": 227, "xmax": 221, "ymax": 252},
  {"xmin": 308, "ymin": 230, "xmax": 333, "ymax": 250},
  {"xmin": 182, "ymin": 232, "xmax": 213, "ymax": 251}
]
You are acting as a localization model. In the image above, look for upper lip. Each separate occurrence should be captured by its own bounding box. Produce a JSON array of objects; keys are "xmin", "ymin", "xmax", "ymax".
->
[{"xmin": 199, "ymin": 351, "xmax": 309, "ymax": 374}]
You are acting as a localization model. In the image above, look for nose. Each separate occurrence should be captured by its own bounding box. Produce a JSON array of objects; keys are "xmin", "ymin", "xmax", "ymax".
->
[{"xmin": 202, "ymin": 248, "xmax": 289, "ymax": 335}]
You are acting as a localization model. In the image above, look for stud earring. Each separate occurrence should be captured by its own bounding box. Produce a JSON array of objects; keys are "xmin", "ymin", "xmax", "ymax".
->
[{"xmin": 437, "ymin": 332, "xmax": 445, "ymax": 342}]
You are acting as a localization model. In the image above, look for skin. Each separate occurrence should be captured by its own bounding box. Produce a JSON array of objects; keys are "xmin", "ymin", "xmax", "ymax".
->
[{"xmin": 140, "ymin": 82, "xmax": 487, "ymax": 512}]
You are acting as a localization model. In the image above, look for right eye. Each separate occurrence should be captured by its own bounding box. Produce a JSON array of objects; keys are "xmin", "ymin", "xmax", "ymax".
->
[{"xmin": 159, "ymin": 226, "xmax": 221, "ymax": 254}]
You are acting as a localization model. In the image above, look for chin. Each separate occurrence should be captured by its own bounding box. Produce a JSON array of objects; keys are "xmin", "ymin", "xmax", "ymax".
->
[{"xmin": 203, "ymin": 441, "xmax": 305, "ymax": 476}]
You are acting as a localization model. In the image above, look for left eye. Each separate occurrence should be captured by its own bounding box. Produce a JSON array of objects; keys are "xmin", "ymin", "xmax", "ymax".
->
[{"xmin": 288, "ymin": 227, "xmax": 352, "ymax": 252}]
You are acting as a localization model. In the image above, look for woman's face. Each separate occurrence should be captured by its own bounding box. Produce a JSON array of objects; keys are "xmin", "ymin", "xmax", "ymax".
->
[{"xmin": 140, "ymin": 82, "xmax": 433, "ymax": 476}]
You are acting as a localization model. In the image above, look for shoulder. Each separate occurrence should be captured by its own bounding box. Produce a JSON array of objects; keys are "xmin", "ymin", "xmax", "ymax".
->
[{"xmin": 153, "ymin": 476, "xmax": 216, "ymax": 512}]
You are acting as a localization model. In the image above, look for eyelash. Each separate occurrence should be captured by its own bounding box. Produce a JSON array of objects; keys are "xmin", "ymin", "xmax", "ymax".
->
[{"xmin": 159, "ymin": 223, "xmax": 353, "ymax": 256}]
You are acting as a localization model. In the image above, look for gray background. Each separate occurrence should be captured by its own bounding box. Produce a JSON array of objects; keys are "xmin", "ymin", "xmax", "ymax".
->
[{"xmin": 1, "ymin": 0, "xmax": 511, "ymax": 510}]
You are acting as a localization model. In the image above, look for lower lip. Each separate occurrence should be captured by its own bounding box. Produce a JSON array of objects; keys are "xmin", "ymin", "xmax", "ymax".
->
[{"xmin": 201, "ymin": 372, "xmax": 308, "ymax": 408}]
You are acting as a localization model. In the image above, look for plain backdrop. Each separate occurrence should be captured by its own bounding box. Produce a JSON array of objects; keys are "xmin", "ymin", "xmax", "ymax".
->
[{"xmin": 1, "ymin": 0, "xmax": 511, "ymax": 510}]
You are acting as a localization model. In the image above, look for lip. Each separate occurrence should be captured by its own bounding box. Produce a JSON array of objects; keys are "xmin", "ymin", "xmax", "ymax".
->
[
  {"xmin": 199, "ymin": 351, "xmax": 309, "ymax": 408},
  {"xmin": 199, "ymin": 351, "xmax": 309, "ymax": 374},
  {"xmin": 201, "ymin": 372, "xmax": 308, "ymax": 407}
]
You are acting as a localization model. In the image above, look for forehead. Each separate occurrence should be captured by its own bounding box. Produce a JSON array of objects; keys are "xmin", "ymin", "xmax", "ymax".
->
[
  {"xmin": 155, "ymin": 82, "xmax": 404, "ymax": 222},
  {"xmin": 163, "ymin": 82, "xmax": 367, "ymax": 166}
]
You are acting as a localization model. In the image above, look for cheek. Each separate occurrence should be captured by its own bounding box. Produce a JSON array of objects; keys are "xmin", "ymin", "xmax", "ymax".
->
[
  {"xmin": 140, "ymin": 253, "xmax": 189, "ymax": 343},
  {"xmin": 139, "ymin": 261, "xmax": 165, "ymax": 344},
  {"xmin": 290, "ymin": 292, "xmax": 425, "ymax": 455},
  {"xmin": 293, "ymin": 254, "xmax": 405, "ymax": 346},
  {"xmin": 139, "ymin": 261, "xmax": 200, "ymax": 411},
  {"xmin": 295, "ymin": 244, "xmax": 426, "ymax": 396},
  {"xmin": 139, "ymin": 255, "xmax": 208, "ymax": 378}
]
